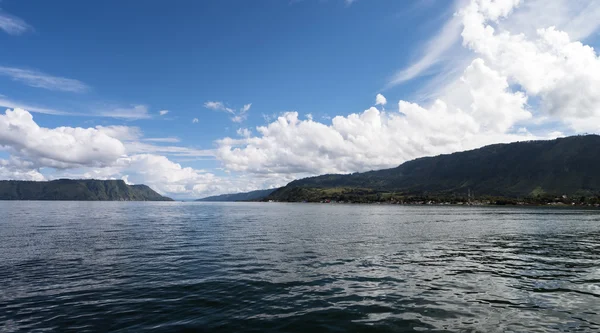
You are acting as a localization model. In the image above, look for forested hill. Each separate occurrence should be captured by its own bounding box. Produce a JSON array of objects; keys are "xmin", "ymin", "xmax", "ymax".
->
[
  {"xmin": 268, "ymin": 135, "xmax": 600, "ymax": 201},
  {"xmin": 0, "ymin": 179, "xmax": 173, "ymax": 201},
  {"xmin": 196, "ymin": 188, "xmax": 277, "ymax": 202}
]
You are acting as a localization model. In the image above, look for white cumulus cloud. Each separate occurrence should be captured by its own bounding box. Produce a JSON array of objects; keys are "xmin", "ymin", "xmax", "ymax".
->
[
  {"xmin": 375, "ymin": 93, "xmax": 387, "ymax": 106},
  {"xmin": 3, "ymin": 0, "xmax": 600, "ymax": 199},
  {"xmin": 0, "ymin": 108, "xmax": 126, "ymax": 169},
  {"xmin": 0, "ymin": 157, "xmax": 45, "ymax": 181},
  {"xmin": 216, "ymin": 15, "xmax": 585, "ymax": 179},
  {"xmin": 215, "ymin": 83, "xmax": 546, "ymax": 178},
  {"xmin": 0, "ymin": 108, "xmax": 231, "ymax": 198},
  {"xmin": 459, "ymin": 0, "xmax": 600, "ymax": 131}
]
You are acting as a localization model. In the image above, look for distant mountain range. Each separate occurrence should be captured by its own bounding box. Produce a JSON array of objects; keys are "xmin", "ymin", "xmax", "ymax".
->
[
  {"xmin": 3, "ymin": 135, "xmax": 599, "ymax": 203},
  {"xmin": 196, "ymin": 188, "xmax": 278, "ymax": 202},
  {"xmin": 0, "ymin": 179, "xmax": 173, "ymax": 201},
  {"xmin": 266, "ymin": 135, "xmax": 600, "ymax": 202}
]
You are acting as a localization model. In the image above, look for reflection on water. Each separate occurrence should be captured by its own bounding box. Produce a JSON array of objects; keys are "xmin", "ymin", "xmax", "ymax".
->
[{"xmin": 1, "ymin": 202, "xmax": 599, "ymax": 332}]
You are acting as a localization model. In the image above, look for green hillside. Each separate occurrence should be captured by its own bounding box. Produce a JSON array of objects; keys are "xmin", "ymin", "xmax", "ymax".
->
[
  {"xmin": 268, "ymin": 135, "xmax": 600, "ymax": 202},
  {"xmin": 0, "ymin": 179, "xmax": 173, "ymax": 201}
]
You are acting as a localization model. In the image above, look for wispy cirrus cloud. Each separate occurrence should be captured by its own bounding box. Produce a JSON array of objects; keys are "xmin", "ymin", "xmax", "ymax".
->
[
  {"xmin": 95, "ymin": 125, "xmax": 142, "ymax": 141},
  {"xmin": 143, "ymin": 137, "xmax": 181, "ymax": 143},
  {"xmin": 236, "ymin": 128, "xmax": 252, "ymax": 138},
  {"xmin": 96, "ymin": 124, "xmax": 210, "ymax": 157},
  {"xmin": 387, "ymin": 0, "xmax": 467, "ymax": 89},
  {"xmin": 0, "ymin": 95, "xmax": 71, "ymax": 115},
  {"xmin": 204, "ymin": 101, "xmax": 252, "ymax": 123},
  {"xmin": 0, "ymin": 66, "xmax": 89, "ymax": 93},
  {"xmin": 232, "ymin": 103, "xmax": 252, "ymax": 123},
  {"xmin": 99, "ymin": 105, "xmax": 151, "ymax": 120},
  {"xmin": 204, "ymin": 101, "xmax": 234, "ymax": 114},
  {"xmin": 125, "ymin": 141, "xmax": 214, "ymax": 158},
  {"xmin": 0, "ymin": 9, "xmax": 32, "ymax": 35},
  {"xmin": 240, "ymin": 103, "xmax": 252, "ymax": 113},
  {"xmin": 289, "ymin": 0, "xmax": 356, "ymax": 7},
  {"xmin": 0, "ymin": 96, "xmax": 157, "ymax": 120}
]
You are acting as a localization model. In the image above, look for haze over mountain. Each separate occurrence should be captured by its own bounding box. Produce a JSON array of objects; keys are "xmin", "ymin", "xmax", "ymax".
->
[
  {"xmin": 196, "ymin": 188, "xmax": 278, "ymax": 202},
  {"xmin": 0, "ymin": 179, "xmax": 173, "ymax": 201},
  {"xmin": 268, "ymin": 135, "xmax": 600, "ymax": 202}
]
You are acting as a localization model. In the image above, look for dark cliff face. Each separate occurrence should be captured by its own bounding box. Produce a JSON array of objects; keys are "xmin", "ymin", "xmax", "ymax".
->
[
  {"xmin": 269, "ymin": 135, "xmax": 600, "ymax": 201},
  {"xmin": 0, "ymin": 179, "xmax": 173, "ymax": 201}
]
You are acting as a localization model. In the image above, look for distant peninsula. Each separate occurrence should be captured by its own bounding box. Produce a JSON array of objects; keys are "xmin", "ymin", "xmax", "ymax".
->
[
  {"xmin": 0, "ymin": 179, "xmax": 173, "ymax": 201},
  {"xmin": 265, "ymin": 135, "xmax": 600, "ymax": 205},
  {"xmin": 196, "ymin": 188, "xmax": 278, "ymax": 202}
]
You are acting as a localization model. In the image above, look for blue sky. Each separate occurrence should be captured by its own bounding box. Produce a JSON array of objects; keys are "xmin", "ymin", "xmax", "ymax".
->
[
  {"xmin": 1, "ymin": 0, "xmax": 600, "ymax": 198},
  {"xmin": 1, "ymin": 0, "xmax": 445, "ymax": 134}
]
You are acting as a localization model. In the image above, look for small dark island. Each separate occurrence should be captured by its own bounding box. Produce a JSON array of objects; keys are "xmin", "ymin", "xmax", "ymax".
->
[{"xmin": 0, "ymin": 179, "xmax": 173, "ymax": 201}]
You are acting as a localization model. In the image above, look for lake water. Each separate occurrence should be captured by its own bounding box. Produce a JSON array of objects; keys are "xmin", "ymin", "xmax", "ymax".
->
[{"xmin": 1, "ymin": 202, "xmax": 599, "ymax": 332}]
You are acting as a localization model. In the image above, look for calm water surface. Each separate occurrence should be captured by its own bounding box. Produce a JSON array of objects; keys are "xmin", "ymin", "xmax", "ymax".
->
[{"xmin": 1, "ymin": 202, "xmax": 599, "ymax": 332}]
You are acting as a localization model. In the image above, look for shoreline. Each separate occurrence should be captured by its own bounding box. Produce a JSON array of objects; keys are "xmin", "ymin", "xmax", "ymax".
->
[{"xmin": 258, "ymin": 200, "xmax": 600, "ymax": 209}]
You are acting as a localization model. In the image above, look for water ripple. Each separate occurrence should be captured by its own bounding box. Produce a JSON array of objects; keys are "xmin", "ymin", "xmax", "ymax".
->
[{"xmin": 1, "ymin": 202, "xmax": 599, "ymax": 332}]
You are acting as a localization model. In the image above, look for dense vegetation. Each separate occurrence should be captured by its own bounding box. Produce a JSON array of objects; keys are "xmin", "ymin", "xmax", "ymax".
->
[
  {"xmin": 196, "ymin": 188, "xmax": 278, "ymax": 202},
  {"xmin": 0, "ymin": 179, "xmax": 173, "ymax": 201},
  {"xmin": 267, "ymin": 135, "xmax": 600, "ymax": 203}
]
